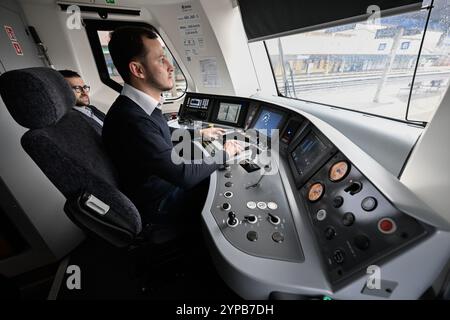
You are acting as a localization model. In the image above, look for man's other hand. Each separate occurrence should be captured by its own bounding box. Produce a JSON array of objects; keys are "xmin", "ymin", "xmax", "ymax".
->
[{"xmin": 223, "ymin": 140, "xmax": 243, "ymax": 158}]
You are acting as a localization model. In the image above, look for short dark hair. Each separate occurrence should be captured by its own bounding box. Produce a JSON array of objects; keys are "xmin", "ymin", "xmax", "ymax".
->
[
  {"xmin": 58, "ymin": 69, "xmax": 81, "ymax": 78},
  {"xmin": 108, "ymin": 26, "xmax": 158, "ymax": 84}
]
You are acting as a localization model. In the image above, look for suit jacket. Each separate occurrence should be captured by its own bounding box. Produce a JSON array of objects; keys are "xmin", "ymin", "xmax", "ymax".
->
[
  {"xmin": 73, "ymin": 105, "xmax": 105, "ymax": 133},
  {"xmin": 89, "ymin": 105, "xmax": 106, "ymax": 122},
  {"xmin": 102, "ymin": 95, "xmax": 223, "ymax": 217}
]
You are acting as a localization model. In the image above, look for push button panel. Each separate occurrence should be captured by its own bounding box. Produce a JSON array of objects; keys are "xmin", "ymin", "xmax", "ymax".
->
[
  {"xmin": 211, "ymin": 159, "xmax": 304, "ymax": 263},
  {"xmin": 302, "ymin": 152, "xmax": 428, "ymax": 285}
]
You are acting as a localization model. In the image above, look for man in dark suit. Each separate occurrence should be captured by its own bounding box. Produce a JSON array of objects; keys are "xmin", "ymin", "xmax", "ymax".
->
[
  {"xmin": 59, "ymin": 69, "xmax": 105, "ymax": 128},
  {"xmin": 103, "ymin": 26, "xmax": 242, "ymax": 225}
]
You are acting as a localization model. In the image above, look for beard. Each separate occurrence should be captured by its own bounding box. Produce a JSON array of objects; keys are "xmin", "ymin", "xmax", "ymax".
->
[
  {"xmin": 147, "ymin": 75, "xmax": 173, "ymax": 92},
  {"xmin": 76, "ymin": 96, "xmax": 90, "ymax": 106},
  {"xmin": 141, "ymin": 62, "xmax": 174, "ymax": 92}
]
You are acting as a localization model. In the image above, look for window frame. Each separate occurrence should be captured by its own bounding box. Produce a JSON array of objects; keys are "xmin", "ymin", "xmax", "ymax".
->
[{"xmin": 84, "ymin": 19, "xmax": 187, "ymax": 100}]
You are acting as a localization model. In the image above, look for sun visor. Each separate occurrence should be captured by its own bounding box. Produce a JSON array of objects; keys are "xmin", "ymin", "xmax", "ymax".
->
[{"xmin": 238, "ymin": 0, "xmax": 423, "ymax": 42}]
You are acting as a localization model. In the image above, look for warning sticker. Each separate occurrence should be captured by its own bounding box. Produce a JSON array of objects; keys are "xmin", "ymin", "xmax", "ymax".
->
[
  {"xmin": 12, "ymin": 41, "xmax": 23, "ymax": 56},
  {"xmin": 4, "ymin": 25, "xmax": 17, "ymax": 41}
]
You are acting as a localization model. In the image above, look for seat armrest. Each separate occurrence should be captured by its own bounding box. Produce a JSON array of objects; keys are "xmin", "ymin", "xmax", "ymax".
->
[{"xmin": 64, "ymin": 192, "xmax": 138, "ymax": 248}]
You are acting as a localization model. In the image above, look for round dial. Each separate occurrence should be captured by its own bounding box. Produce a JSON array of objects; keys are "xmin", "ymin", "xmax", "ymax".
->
[
  {"xmin": 308, "ymin": 182, "xmax": 324, "ymax": 202},
  {"xmin": 329, "ymin": 161, "xmax": 350, "ymax": 182}
]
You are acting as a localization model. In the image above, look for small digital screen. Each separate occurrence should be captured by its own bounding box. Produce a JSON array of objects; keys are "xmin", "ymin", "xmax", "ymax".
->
[
  {"xmin": 217, "ymin": 102, "xmax": 242, "ymax": 124},
  {"xmin": 291, "ymin": 131, "xmax": 328, "ymax": 175},
  {"xmin": 253, "ymin": 108, "xmax": 284, "ymax": 137},
  {"xmin": 281, "ymin": 120, "xmax": 301, "ymax": 144},
  {"xmin": 188, "ymin": 97, "xmax": 209, "ymax": 110}
]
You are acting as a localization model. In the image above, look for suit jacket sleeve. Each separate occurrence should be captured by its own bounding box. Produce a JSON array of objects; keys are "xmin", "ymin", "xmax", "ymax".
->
[{"xmin": 128, "ymin": 116, "xmax": 223, "ymax": 190}]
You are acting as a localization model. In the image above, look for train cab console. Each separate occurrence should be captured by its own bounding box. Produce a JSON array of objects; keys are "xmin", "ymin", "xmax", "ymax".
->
[{"xmin": 167, "ymin": 92, "xmax": 449, "ymax": 300}]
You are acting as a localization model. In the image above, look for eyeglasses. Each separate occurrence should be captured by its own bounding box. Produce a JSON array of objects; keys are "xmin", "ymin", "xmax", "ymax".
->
[{"xmin": 71, "ymin": 85, "xmax": 90, "ymax": 93}]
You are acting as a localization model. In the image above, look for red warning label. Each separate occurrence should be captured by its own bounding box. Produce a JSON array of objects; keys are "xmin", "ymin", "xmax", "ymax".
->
[
  {"xmin": 12, "ymin": 41, "xmax": 23, "ymax": 56},
  {"xmin": 4, "ymin": 25, "xmax": 17, "ymax": 41}
]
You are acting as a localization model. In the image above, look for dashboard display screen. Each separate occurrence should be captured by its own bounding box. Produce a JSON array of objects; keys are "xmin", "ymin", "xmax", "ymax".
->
[
  {"xmin": 291, "ymin": 131, "xmax": 328, "ymax": 175},
  {"xmin": 253, "ymin": 108, "xmax": 284, "ymax": 137},
  {"xmin": 281, "ymin": 120, "xmax": 302, "ymax": 144},
  {"xmin": 217, "ymin": 102, "xmax": 242, "ymax": 124},
  {"xmin": 187, "ymin": 97, "xmax": 210, "ymax": 110}
]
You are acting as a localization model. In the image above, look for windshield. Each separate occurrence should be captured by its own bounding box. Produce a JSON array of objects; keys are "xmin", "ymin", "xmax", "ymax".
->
[{"xmin": 265, "ymin": 0, "xmax": 450, "ymax": 123}]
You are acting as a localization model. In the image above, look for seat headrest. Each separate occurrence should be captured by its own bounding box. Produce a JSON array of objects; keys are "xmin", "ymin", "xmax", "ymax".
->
[{"xmin": 0, "ymin": 67, "xmax": 75, "ymax": 129}]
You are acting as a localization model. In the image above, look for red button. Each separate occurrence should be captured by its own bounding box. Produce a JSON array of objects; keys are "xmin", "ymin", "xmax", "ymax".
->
[{"xmin": 378, "ymin": 218, "xmax": 396, "ymax": 234}]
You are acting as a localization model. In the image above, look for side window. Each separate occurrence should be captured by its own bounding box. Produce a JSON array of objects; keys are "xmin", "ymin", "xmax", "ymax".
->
[
  {"xmin": 97, "ymin": 31, "xmax": 122, "ymax": 84},
  {"xmin": 86, "ymin": 20, "xmax": 187, "ymax": 100}
]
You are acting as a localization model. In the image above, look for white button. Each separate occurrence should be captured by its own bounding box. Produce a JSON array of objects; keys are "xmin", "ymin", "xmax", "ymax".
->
[
  {"xmin": 224, "ymin": 191, "xmax": 233, "ymax": 198},
  {"xmin": 316, "ymin": 209, "xmax": 327, "ymax": 221},
  {"xmin": 268, "ymin": 202, "xmax": 278, "ymax": 210},
  {"xmin": 257, "ymin": 202, "xmax": 267, "ymax": 210},
  {"xmin": 246, "ymin": 201, "xmax": 257, "ymax": 209}
]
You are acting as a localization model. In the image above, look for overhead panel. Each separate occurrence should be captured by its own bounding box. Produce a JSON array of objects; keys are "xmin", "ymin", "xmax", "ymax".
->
[{"xmin": 238, "ymin": 0, "xmax": 423, "ymax": 42}]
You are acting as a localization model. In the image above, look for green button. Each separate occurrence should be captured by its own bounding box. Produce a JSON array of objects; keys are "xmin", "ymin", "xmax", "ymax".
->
[{"xmin": 323, "ymin": 296, "xmax": 333, "ymax": 300}]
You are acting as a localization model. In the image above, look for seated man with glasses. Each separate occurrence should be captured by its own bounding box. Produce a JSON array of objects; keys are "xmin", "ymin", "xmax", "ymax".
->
[{"xmin": 59, "ymin": 69, "xmax": 105, "ymax": 128}]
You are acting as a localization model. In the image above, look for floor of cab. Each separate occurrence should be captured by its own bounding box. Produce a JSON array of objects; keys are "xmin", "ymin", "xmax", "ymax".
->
[{"xmin": 56, "ymin": 234, "xmax": 241, "ymax": 300}]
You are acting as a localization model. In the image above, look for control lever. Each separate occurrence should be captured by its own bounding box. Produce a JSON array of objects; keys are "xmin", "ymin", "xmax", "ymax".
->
[
  {"xmin": 240, "ymin": 159, "xmax": 260, "ymax": 173},
  {"xmin": 227, "ymin": 211, "xmax": 238, "ymax": 227},
  {"xmin": 245, "ymin": 165, "xmax": 271, "ymax": 189},
  {"xmin": 344, "ymin": 181, "xmax": 363, "ymax": 195},
  {"xmin": 267, "ymin": 212, "xmax": 280, "ymax": 225},
  {"xmin": 244, "ymin": 215, "xmax": 257, "ymax": 224}
]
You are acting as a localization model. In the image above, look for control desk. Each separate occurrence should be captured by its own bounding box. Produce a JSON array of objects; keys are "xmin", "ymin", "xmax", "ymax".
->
[{"xmin": 167, "ymin": 92, "xmax": 447, "ymax": 300}]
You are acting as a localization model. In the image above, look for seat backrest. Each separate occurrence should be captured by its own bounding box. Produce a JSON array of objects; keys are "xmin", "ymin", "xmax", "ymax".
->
[{"xmin": 0, "ymin": 67, "xmax": 142, "ymax": 247}]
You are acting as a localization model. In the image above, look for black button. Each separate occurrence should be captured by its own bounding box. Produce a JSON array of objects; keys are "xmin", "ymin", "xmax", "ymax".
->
[
  {"xmin": 222, "ymin": 203, "xmax": 231, "ymax": 210},
  {"xmin": 272, "ymin": 232, "xmax": 284, "ymax": 243},
  {"xmin": 224, "ymin": 172, "xmax": 232, "ymax": 178},
  {"xmin": 324, "ymin": 227, "xmax": 336, "ymax": 240},
  {"xmin": 342, "ymin": 212, "xmax": 355, "ymax": 226},
  {"xmin": 225, "ymin": 182, "xmax": 233, "ymax": 187},
  {"xmin": 361, "ymin": 197, "xmax": 377, "ymax": 211},
  {"xmin": 354, "ymin": 235, "xmax": 370, "ymax": 250},
  {"xmin": 333, "ymin": 196, "xmax": 344, "ymax": 208},
  {"xmin": 247, "ymin": 231, "xmax": 258, "ymax": 242}
]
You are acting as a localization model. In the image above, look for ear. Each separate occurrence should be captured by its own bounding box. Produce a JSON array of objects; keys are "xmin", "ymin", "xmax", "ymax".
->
[{"xmin": 128, "ymin": 61, "xmax": 145, "ymax": 80}]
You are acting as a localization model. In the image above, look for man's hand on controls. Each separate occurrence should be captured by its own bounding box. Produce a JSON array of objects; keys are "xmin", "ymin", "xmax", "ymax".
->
[
  {"xmin": 199, "ymin": 127, "xmax": 226, "ymax": 141},
  {"xmin": 223, "ymin": 140, "xmax": 243, "ymax": 158}
]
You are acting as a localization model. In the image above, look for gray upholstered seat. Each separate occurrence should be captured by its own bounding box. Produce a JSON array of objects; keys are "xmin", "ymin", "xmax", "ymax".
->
[{"xmin": 0, "ymin": 67, "xmax": 142, "ymax": 247}]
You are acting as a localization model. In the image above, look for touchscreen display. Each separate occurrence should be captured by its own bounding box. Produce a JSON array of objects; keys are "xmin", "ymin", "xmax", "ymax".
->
[
  {"xmin": 217, "ymin": 102, "xmax": 242, "ymax": 124},
  {"xmin": 253, "ymin": 108, "xmax": 284, "ymax": 137},
  {"xmin": 291, "ymin": 131, "xmax": 328, "ymax": 175}
]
